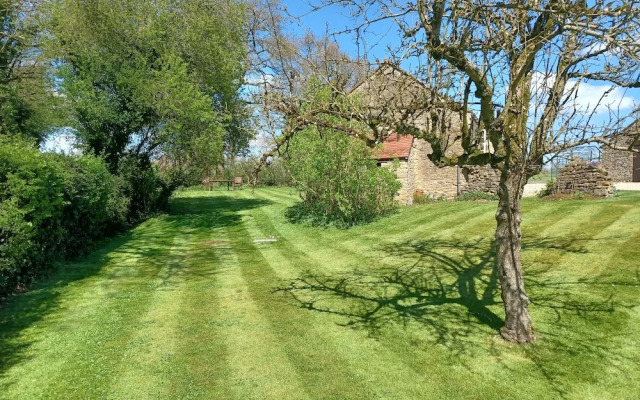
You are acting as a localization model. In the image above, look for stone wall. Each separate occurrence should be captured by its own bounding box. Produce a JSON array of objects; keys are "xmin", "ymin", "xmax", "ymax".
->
[
  {"xmin": 380, "ymin": 159, "xmax": 412, "ymax": 205},
  {"xmin": 463, "ymin": 166, "xmax": 501, "ymax": 194},
  {"xmin": 555, "ymin": 157, "xmax": 614, "ymax": 197},
  {"xmin": 389, "ymin": 138, "xmax": 501, "ymax": 203},
  {"xmin": 601, "ymin": 124, "xmax": 639, "ymax": 182},
  {"xmin": 409, "ymin": 138, "xmax": 460, "ymax": 200},
  {"xmin": 602, "ymin": 148, "xmax": 633, "ymax": 182}
]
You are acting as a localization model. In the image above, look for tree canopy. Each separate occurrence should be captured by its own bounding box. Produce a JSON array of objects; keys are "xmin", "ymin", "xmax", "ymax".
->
[{"xmin": 44, "ymin": 0, "xmax": 250, "ymax": 176}]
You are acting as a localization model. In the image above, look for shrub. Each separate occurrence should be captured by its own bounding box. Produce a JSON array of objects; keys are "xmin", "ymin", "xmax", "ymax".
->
[
  {"xmin": 218, "ymin": 157, "xmax": 293, "ymax": 187},
  {"xmin": 0, "ymin": 137, "xmax": 139, "ymax": 298},
  {"xmin": 117, "ymin": 156, "xmax": 170, "ymax": 223},
  {"xmin": 0, "ymin": 136, "xmax": 66, "ymax": 295},
  {"xmin": 537, "ymin": 179, "xmax": 556, "ymax": 198},
  {"xmin": 285, "ymin": 127, "xmax": 401, "ymax": 227},
  {"xmin": 53, "ymin": 154, "xmax": 128, "ymax": 256},
  {"xmin": 456, "ymin": 190, "xmax": 499, "ymax": 202},
  {"xmin": 254, "ymin": 158, "xmax": 292, "ymax": 187}
]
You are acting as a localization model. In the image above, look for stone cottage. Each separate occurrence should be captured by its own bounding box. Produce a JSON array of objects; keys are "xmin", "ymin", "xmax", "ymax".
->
[
  {"xmin": 601, "ymin": 121, "xmax": 640, "ymax": 182},
  {"xmin": 350, "ymin": 61, "xmax": 500, "ymax": 204}
]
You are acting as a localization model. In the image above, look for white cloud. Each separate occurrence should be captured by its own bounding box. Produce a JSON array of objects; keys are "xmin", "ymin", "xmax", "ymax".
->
[
  {"xmin": 531, "ymin": 71, "xmax": 637, "ymax": 116},
  {"xmin": 244, "ymin": 72, "xmax": 276, "ymax": 87}
]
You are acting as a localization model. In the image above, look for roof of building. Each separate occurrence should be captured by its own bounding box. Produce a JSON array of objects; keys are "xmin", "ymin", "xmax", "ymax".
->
[{"xmin": 376, "ymin": 133, "xmax": 414, "ymax": 160}]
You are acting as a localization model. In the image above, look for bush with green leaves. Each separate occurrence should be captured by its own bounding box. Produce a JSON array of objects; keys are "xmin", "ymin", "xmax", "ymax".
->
[
  {"xmin": 221, "ymin": 157, "xmax": 293, "ymax": 187},
  {"xmin": 286, "ymin": 127, "xmax": 401, "ymax": 227},
  {"xmin": 54, "ymin": 154, "xmax": 129, "ymax": 256},
  {"xmin": 0, "ymin": 137, "xmax": 66, "ymax": 294},
  {"xmin": 537, "ymin": 179, "xmax": 556, "ymax": 198},
  {"xmin": 0, "ymin": 137, "xmax": 133, "ymax": 298},
  {"xmin": 116, "ymin": 156, "xmax": 170, "ymax": 224}
]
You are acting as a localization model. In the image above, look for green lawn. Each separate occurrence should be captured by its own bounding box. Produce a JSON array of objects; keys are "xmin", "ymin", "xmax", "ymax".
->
[
  {"xmin": 528, "ymin": 172, "xmax": 554, "ymax": 182},
  {"xmin": 1, "ymin": 188, "xmax": 639, "ymax": 399}
]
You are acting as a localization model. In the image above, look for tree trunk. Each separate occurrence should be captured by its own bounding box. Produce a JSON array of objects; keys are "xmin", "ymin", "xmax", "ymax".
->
[{"xmin": 495, "ymin": 169, "xmax": 535, "ymax": 343}]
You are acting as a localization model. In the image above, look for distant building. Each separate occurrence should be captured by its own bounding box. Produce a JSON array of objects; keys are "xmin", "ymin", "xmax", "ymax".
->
[
  {"xmin": 601, "ymin": 121, "xmax": 640, "ymax": 182},
  {"xmin": 350, "ymin": 61, "xmax": 499, "ymax": 204}
]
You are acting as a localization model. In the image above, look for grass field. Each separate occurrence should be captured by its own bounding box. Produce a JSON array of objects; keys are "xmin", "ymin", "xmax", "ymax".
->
[
  {"xmin": 1, "ymin": 188, "xmax": 639, "ymax": 399},
  {"xmin": 528, "ymin": 172, "xmax": 554, "ymax": 182}
]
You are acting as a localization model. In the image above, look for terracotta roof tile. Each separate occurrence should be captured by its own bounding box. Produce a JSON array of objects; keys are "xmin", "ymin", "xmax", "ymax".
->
[{"xmin": 376, "ymin": 133, "xmax": 414, "ymax": 160}]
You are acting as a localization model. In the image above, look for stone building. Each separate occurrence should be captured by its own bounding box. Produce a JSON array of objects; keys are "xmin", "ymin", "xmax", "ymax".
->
[
  {"xmin": 601, "ymin": 121, "xmax": 640, "ymax": 182},
  {"xmin": 350, "ymin": 61, "xmax": 500, "ymax": 204}
]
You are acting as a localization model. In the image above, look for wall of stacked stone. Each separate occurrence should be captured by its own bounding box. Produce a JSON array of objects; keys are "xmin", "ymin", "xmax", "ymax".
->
[
  {"xmin": 463, "ymin": 165, "xmax": 501, "ymax": 194},
  {"xmin": 602, "ymin": 147, "xmax": 634, "ymax": 182},
  {"xmin": 601, "ymin": 131, "xmax": 638, "ymax": 182},
  {"xmin": 380, "ymin": 159, "xmax": 412, "ymax": 205},
  {"xmin": 410, "ymin": 138, "xmax": 461, "ymax": 199},
  {"xmin": 555, "ymin": 157, "xmax": 614, "ymax": 197}
]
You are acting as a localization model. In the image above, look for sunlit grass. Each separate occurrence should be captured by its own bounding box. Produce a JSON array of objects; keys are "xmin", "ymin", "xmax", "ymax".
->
[{"xmin": 1, "ymin": 188, "xmax": 639, "ymax": 399}]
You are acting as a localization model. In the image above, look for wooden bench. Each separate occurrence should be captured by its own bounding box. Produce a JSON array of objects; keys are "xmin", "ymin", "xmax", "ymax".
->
[{"xmin": 202, "ymin": 177, "xmax": 243, "ymax": 191}]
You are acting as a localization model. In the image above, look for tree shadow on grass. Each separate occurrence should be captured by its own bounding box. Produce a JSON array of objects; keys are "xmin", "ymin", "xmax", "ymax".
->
[
  {"xmin": 0, "ymin": 194, "xmax": 270, "ymax": 379},
  {"xmin": 277, "ymin": 237, "xmax": 502, "ymax": 352},
  {"xmin": 276, "ymin": 235, "xmax": 638, "ymax": 371}
]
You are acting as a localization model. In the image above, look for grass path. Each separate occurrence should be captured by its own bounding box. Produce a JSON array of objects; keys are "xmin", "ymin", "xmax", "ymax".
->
[{"xmin": 1, "ymin": 188, "xmax": 640, "ymax": 399}]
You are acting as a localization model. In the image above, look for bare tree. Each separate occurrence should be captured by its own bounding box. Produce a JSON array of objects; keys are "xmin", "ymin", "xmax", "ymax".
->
[
  {"xmin": 250, "ymin": 0, "xmax": 640, "ymax": 343},
  {"xmin": 315, "ymin": 0, "xmax": 640, "ymax": 343},
  {"xmin": 246, "ymin": 0, "xmax": 377, "ymax": 185}
]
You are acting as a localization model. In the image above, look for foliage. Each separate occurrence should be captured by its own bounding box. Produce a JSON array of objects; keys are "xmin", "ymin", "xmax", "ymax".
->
[
  {"xmin": 537, "ymin": 179, "xmax": 557, "ymax": 198},
  {"xmin": 221, "ymin": 157, "xmax": 293, "ymax": 187},
  {"xmin": 255, "ymin": 158, "xmax": 293, "ymax": 187},
  {"xmin": 116, "ymin": 156, "xmax": 170, "ymax": 224},
  {"xmin": 54, "ymin": 154, "xmax": 128, "ymax": 256},
  {"xmin": 413, "ymin": 193, "xmax": 433, "ymax": 204},
  {"xmin": 456, "ymin": 190, "xmax": 499, "ymax": 202},
  {"xmin": 0, "ymin": 1, "xmax": 60, "ymax": 142},
  {"xmin": 0, "ymin": 137, "xmax": 65, "ymax": 295},
  {"xmin": 0, "ymin": 137, "xmax": 128, "ymax": 298},
  {"xmin": 286, "ymin": 126, "xmax": 400, "ymax": 227},
  {"xmin": 43, "ymin": 0, "xmax": 249, "ymax": 181}
]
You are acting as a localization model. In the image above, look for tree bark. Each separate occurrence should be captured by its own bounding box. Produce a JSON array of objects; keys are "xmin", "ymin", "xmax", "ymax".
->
[{"xmin": 495, "ymin": 169, "xmax": 535, "ymax": 343}]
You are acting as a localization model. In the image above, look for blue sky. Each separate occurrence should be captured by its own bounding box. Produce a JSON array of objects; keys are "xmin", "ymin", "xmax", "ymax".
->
[
  {"xmin": 43, "ymin": 1, "xmax": 640, "ymax": 154},
  {"xmin": 280, "ymin": 2, "xmax": 400, "ymax": 62},
  {"xmin": 279, "ymin": 1, "xmax": 640, "ymax": 133}
]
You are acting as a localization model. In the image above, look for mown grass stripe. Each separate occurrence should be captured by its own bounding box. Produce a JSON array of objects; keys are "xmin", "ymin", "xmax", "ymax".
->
[
  {"xmin": 214, "ymin": 223, "xmax": 311, "ymax": 400},
  {"xmin": 231, "ymin": 191, "xmax": 456, "ymax": 399},
  {"xmin": 0, "ymin": 218, "xmax": 179, "ymax": 398},
  {"xmin": 228, "ymin": 219, "xmax": 432, "ymax": 398}
]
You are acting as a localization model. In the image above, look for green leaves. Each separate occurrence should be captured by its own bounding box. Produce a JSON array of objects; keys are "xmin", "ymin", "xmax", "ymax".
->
[
  {"xmin": 0, "ymin": 137, "xmax": 131, "ymax": 297},
  {"xmin": 44, "ymin": 0, "xmax": 249, "ymax": 175},
  {"xmin": 287, "ymin": 126, "xmax": 401, "ymax": 228}
]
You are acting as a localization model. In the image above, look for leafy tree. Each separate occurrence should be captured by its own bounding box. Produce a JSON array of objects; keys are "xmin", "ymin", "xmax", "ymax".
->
[
  {"xmin": 44, "ymin": 0, "xmax": 249, "ymax": 178},
  {"xmin": 1, "ymin": 0, "xmax": 60, "ymax": 142},
  {"xmin": 287, "ymin": 124, "xmax": 401, "ymax": 227}
]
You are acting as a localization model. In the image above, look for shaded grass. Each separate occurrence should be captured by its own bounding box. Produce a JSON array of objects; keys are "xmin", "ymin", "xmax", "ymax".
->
[{"xmin": 0, "ymin": 188, "xmax": 639, "ymax": 399}]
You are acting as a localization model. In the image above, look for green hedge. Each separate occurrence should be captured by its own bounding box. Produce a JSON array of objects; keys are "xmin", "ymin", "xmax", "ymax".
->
[
  {"xmin": 0, "ymin": 137, "xmax": 65, "ymax": 294},
  {"xmin": 0, "ymin": 137, "xmax": 165, "ymax": 298}
]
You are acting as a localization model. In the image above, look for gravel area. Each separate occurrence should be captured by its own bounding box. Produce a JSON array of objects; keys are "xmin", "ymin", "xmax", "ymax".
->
[
  {"xmin": 614, "ymin": 182, "xmax": 640, "ymax": 191},
  {"xmin": 523, "ymin": 183, "xmax": 547, "ymax": 197}
]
